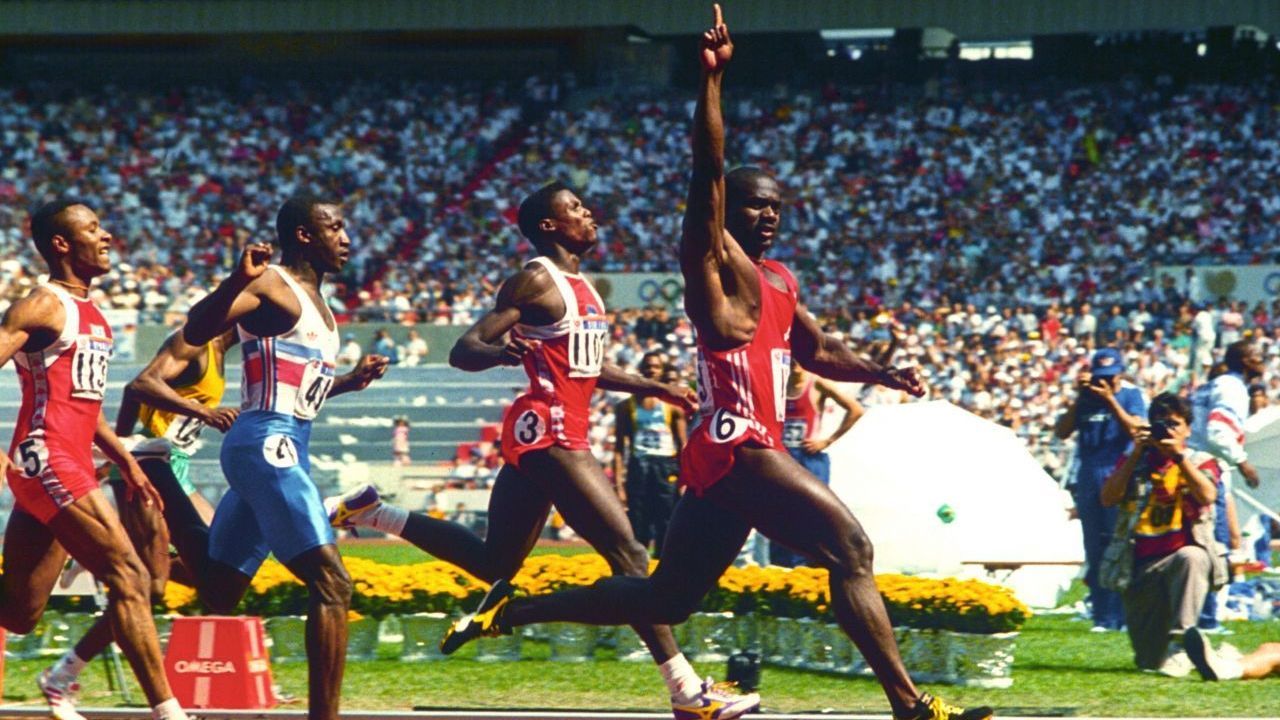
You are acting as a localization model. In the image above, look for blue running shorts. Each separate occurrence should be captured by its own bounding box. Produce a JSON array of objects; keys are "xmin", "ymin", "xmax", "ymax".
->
[{"xmin": 208, "ymin": 411, "xmax": 334, "ymax": 575}]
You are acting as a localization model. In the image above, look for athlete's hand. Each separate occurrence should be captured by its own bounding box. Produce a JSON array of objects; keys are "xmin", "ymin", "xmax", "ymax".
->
[
  {"xmin": 201, "ymin": 405, "xmax": 240, "ymax": 433},
  {"xmin": 802, "ymin": 437, "xmax": 833, "ymax": 454},
  {"xmin": 234, "ymin": 243, "xmax": 273, "ymax": 282},
  {"xmin": 121, "ymin": 458, "xmax": 163, "ymax": 511},
  {"xmin": 349, "ymin": 354, "xmax": 391, "ymax": 391},
  {"xmin": 699, "ymin": 4, "xmax": 733, "ymax": 74},
  {"xmin": 0, "ymin": 452, "xmax": 11, "ymax": 489},
  {"xmin": 880, "ymin": 366, "xmax": 926, "ymax": 398},
  {"xmin": 1237, "ymin": 459, "xmax": 1261, "ymax": 488},
  {"xmin": 658, "ymin": 383, "xmax": 699, "ymax": 415},
  {"xmin": 499, "ymin": 337, "xmax": 540, "ymax": 366}
]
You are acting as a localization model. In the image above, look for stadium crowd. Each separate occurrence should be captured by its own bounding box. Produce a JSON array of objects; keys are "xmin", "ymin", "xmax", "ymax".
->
[{"xmin": 5, "ymin": 74, "xmax": 1280, "ymax": 471}]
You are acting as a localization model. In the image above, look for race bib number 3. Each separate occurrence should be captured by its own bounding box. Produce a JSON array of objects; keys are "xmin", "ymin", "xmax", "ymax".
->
[
  {"xmin": 294, "ymin": 360, "xmax": 335, "ymax": 420},
  {"xmin": 513, "ymin": 409, "xmax": 546, "ymax": 446},
  {"xmin": 71, "ymin": 338, "xmax": 112, "ymax": 401}
]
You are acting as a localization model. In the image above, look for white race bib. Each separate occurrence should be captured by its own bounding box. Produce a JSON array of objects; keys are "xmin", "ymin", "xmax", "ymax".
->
[
  {"xmin": 263, "ymin": 434, "xmax": 300, "ymax": 468},
  {"xmin": 513, "ymin": 409, "xmax": 546, "ymax": 446},
  {"xmin": 770, "ymin": 348, "xmax": 792, "ymax": 423},
  {"xmin": 782, "ymin": 420, "xmax": 808, "ymax": 448},
  {"xmin": 567, "ymin": 322, "xmax": 606, "ymax": 378},
  {"xmin": 708, "ymin": 408, "xmax": 750, "ymax": 445},
  {"xmin": 294, "ymin": 360, "xmax": 335, "ymax": 420},
  {"xmin": 70, "ymin": 337, "xmax": 112, "ymax": 401},
  {"xmin": 164, "ymin": 414, "xmax": 205, "ymax": 451}
]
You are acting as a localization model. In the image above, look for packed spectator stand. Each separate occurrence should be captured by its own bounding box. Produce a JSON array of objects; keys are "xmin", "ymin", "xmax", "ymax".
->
[{"xmin": 4, "ymin": 73, "xmax": 1280, "ymax": 492}]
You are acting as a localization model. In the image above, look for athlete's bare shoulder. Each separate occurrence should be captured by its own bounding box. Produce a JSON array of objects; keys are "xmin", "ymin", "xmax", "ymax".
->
[
  {"xmin": 498, "ymin": 262, "xmax": 560, "ymax": 313},
  {"xmin": 5, "ymin": 286, "xmax": 66, "ymax": 337}
]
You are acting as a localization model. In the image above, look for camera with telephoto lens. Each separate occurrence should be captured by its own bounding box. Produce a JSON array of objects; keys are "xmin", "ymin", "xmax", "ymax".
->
[{"xmin": 1149, "ymin": 417, "xmax": 1178, "ymax": 441}]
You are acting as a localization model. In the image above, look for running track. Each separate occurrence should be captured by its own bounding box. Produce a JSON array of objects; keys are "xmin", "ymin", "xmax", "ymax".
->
[{"xmin": 0, "ymin": 710, "xmax": 1232, "ymax": 720}]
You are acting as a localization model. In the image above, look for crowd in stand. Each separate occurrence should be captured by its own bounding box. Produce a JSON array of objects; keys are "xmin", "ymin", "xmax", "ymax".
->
[{"xmin": 7, "ymin": 74, "xmax": 1280, "ymax": 474}]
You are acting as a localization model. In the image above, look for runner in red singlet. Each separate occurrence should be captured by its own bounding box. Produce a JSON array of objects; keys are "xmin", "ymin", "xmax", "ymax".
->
[
  {"xmin": 440, "ymin": 8, "xmax": 993, "ymax": 720},
  {"xmin": 0, "ymin": 200, "xmax": 189, "ymax": 720},
  {"xmin": 769, "ymin": 362, "xmax": 864, "ymax": 567},
  {"xmin": 328, "ymin": 182, "xmax": 758, "ymax": 718}
]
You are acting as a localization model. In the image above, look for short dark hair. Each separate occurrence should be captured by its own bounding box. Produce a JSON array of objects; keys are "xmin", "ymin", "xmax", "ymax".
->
[
  {"xmin": 31, "ymin": 198, "xmax": 90, "ymax": 262},
  {"xmin": 517, "ymin": 181, "xmax": 571, "ymax": 245},
  {"xmin": 276, "ymin": 195, "xmax": 333, "ymax": 255},
  {"xmin": 725, "ymin": 166, "xmax": 772, "ymax": 208},
  {"xmin": 1149, "ymin": 392, "xmax": 1192, "ymax": 424},
  {"xmin": 641, "ymin": 350, "xmax": 667, "ymax": 368},
  {"xmin": 1224, "ymin": 340, "xmax": 1253, "ymax": 373}
]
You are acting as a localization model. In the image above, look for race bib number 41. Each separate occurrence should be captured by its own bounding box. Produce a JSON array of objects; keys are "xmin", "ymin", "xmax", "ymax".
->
[{"xmin": 294, "ymin": 360, "xmax": 335, "ymax": 420}]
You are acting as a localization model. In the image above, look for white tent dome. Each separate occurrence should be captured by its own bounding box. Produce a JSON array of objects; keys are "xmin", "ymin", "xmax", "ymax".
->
[{"xmin": 827, "ymin": 400, "xmax": 1083, "ymax": 608}]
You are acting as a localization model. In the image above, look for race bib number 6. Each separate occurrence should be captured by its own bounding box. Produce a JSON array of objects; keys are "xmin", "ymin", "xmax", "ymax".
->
[{"xmin": 709, "ymin": 408, "xmax": 749, "ymax": 444}]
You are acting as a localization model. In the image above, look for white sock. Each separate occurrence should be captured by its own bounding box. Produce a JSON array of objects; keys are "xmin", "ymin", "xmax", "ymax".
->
[
  {"xmin": 363, "ymin": 504, "xmax": 409, "ymax": 535},
  {"xmin": 1218, "ymin": 657, "xmax": 1245, "ymax": 680},
  {"xmin": 151, "ymin": 697, "xmax": 187, "ymax": 720},
  {"xmin": 50, "ymin": 649, "xmax": 88, "ymax": 684},
  {"xmin": 659, "ymin": 653, "xmax": 702, "ymax": 704}
]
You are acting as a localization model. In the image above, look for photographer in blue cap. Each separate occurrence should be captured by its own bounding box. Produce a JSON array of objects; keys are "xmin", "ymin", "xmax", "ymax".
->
[{"xmin": 1055, "ymin": 346, "xmax": 1148, "ymax": 631}]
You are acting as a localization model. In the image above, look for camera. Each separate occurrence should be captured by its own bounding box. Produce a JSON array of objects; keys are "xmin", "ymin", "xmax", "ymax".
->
[{"xmin": 1149, "ymin": 417, "xmax": 1178, "ymax": 441}]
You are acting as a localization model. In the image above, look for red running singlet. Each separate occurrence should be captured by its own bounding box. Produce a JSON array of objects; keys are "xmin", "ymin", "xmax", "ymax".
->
[
  {"xmin": 500, "ymin": 257, "xmax": 608, "ymax": 468},
  {"xmin": 7, "ymin": 284, "xmax": 113, "ymax": 524},
  {"xmin": 681, "ymin": 259, "xmax": 799, "ymax": 495},
  {"xmin": 783, "ymin": 377, "xmax": 820, "ymax": 448}
]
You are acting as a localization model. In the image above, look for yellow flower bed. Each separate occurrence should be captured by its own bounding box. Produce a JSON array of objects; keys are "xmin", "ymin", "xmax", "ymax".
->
[{"xmin": 161, "ymin": 554, "xmax": 1029, "ymax": 634}]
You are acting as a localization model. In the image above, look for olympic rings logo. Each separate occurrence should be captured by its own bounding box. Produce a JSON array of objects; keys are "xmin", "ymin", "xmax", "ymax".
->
[
  {"xmin": 1264, "ymin": 272, "xmax": 1280, "ymax": 297},
  {"xmin": 637, "ymin": 278, "xmax": 684, "ymax": 307}
]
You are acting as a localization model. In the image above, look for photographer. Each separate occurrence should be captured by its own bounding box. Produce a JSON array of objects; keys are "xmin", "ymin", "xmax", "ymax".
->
[
  {"xmin": 1101, "ymin": 393, "xmax": 1227, "ymax": 674},
  {"xmin": 1189, "ymin": 340, "xmax": 1263, "ymax": 631},
  {"xmin": 1055, "ymin": 347, "xmax": 1148, "ymax": 631}
]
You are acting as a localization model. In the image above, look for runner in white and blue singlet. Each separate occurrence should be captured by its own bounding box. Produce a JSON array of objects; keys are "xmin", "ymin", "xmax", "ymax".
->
[{"xmin": 174, "ymin": 196, "xmax": 389, "ymax": 720}]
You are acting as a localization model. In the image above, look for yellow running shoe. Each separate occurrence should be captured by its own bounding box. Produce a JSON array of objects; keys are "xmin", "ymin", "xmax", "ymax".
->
[
  {"xmin": 897, "ymin": 693, "xmax": 993, "ymax": 720},
  {"xmin": 440, "ymin": 578, "xmax": 515, "ymax": 655}
]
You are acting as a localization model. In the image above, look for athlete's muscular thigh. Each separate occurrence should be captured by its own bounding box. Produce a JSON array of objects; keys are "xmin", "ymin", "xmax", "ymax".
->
[
  {"xmin": 523, "ymin": 447, "xmax": 639, "ymax": 557},
  {"xmin": 709, "ymin": 445, "xmax": 870, "ymax": 572},
  {"xmin": 47, "ymin": 489, "xmax": 147, "ymax": 580}
]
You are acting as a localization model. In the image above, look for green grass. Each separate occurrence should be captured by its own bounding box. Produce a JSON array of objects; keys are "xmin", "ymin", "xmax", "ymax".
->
[
  {"xmin": 3, "ymin": 615, "xmax": 1277, "ymax": 715},
  {"xmin": 337, "ymin": 538, "xmax": 595, "ymax": 565}
]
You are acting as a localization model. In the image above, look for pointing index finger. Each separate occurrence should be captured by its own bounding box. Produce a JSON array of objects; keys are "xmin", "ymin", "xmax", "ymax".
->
[{"xmin": 713, "ymin": 3, "xmax": 722, "ymax": 26}]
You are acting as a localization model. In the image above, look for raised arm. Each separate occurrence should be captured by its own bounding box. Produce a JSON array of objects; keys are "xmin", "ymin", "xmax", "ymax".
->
[
  {"xmin": 449, "ymin": 266, "xmax": 557, "ymax": 372},
  {"xmin": 791, "ymin": 303, "xmax": 924, "ymax": 396},
  {"xmin": 682, "ymin": 4, "xmax": 733, "ymax": 269},
  {"xmin": 183, "ymin": 243, "xmax": 272, "ymax": 347},
  {"xmin": 119, "ymin": 330, "xmax": 239, "ymax": 436},
  {"xmin": 679, "ymin": 3, "xmax": 759, "ymax": 347}
]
